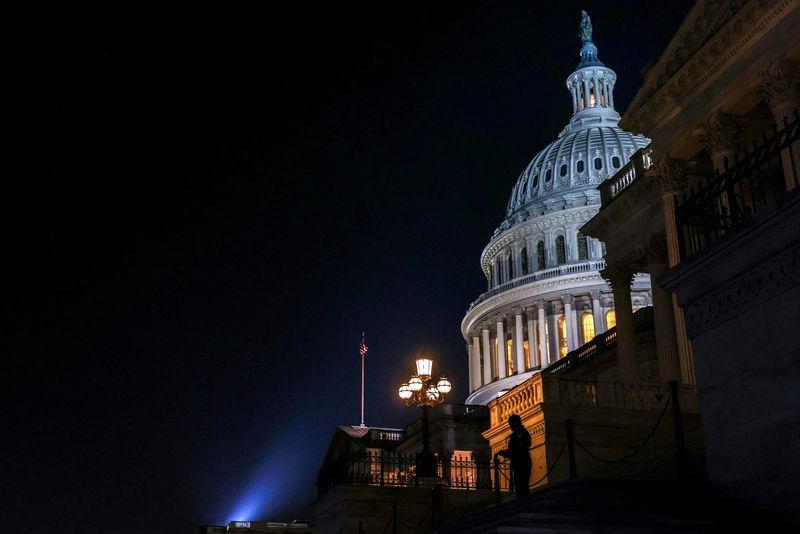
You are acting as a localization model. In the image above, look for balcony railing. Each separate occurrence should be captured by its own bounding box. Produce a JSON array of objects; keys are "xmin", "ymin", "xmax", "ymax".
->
[
  {"xmin": 470, "ymin": 259, "xmax": 607, "ymax": 308},
  {"xmin": 599, "ymin": 147, "xmax": 654, "ymax": 205},
  {"xmin": 675, "ymin": 111, "xmax": 799, "ymax": 260},
  {"xmin": 316, "ymin": 451, "xmax": 509, "ymax": 495}
]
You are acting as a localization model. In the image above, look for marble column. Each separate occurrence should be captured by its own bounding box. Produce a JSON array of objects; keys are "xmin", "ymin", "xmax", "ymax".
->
[
  {"xmin": 514, "ymin": 311, "xmax": 525, "ymax": 373},
  {"xmin": 590, "ymin": 290, "xmax": 603, "ymax": 336},
  {"xmin": 481, "ymin": 327, "xmax": 492, "ymax": 384},
  {"xmin": 471, "ymin": 336, "xmax": 482, "ymax": 390},
  {"xmin": 562, "ymin": 295, "xmax": 577, "ymax": 352},
  {"xmin": 593, "ymin": 78, "xmax": 600, "ymax": 107},
  {"xmin": 536, "ymin": 300, "xmax": 548, "ymax": 368},
  {"xmin": 526, "ymin": 307, "xmax": 538, "ymax": 368},
  {"xmin": 656, "ymin": 156, "xmax": 696, "ymax": 384},
  {"xmin": 466, "ymin": 343, "xmax": 474, "ymax": 393},
  {"xmin": 603, "ymin": 266, "xmax": 638, "ymax": 380},
  {"xmin": 496, "ymin": 318, "xmax": 507, "ymax": 379},
  {"xmin": 647, "ymin": 244, "xmax": 681, "ymax": 383},
  {"xmin": 547, "ymin": 314, "xmax": 560, "ymax": 361}
]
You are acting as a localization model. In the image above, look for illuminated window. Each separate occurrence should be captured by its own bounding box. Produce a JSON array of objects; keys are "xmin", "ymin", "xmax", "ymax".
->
[
  {"xmin": 557, "ymin": 316, "xmax": 568, "ymax": 358},
  {"xmin": 589, "ymin": 87, "xmax": 596, "ymax": 107},
  {"xmin": 493, "ymin": 338, "xmax": 499, "ymax": 379},
  {"xmin": 506, "ymin": 339, "xmax": 514, "ymax": 374},
  {"xmin": 556, "ymin": 235, "xmax": 566, "ymax": 264},
  {"xmin": 523, "ymin": 339, "xmax": 530, "ymax": 370},
  {"xmin": 521, "ymin": 247, "xmax": 528, "ymax": 274},
  {"xmin": 606, "ymin": 310, "xmax": 616, "ymax": 329},
  {"xmin": 582, "ymin": 312, "xmax": 595, "ymax": 343},
  {"xmin": 577, "ymin": 232, "xmax": 588, "ymax": 260},
  {"xmin": 537, "ymin": 241, "xmax": 545, "ymax": 269},
  {"xmin": 576, "ymin": 160, "xmax": 584, "ymax": 173}
]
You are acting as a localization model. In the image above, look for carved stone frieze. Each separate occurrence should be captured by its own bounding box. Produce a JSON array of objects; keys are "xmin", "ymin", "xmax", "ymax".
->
[
  {"xmin": 626, "ymin": 0, "xmax": 791, "ymax": 132},
  {"xmin": 684, "ymin": 244, "xmax": 800, "ymax": 338}
]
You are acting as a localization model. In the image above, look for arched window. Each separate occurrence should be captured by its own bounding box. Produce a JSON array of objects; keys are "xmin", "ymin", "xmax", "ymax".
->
[
  {"xmin": 582, "ymin": 312, "xmax": 595, "ymax": 343},
  {"xmin": 545, "ymin": 168, "xmax": 552, "ymax": 182},
  {"xmin": 560, "ymin": 164, "xmax": 567, "ymax": 177},
  {"xmin": 537, "ymin": 241, "xmax": 545, "ymax": 270},
  {"xmin": 594, "ymin": 157, "xmax": 603, "ymax": 170},
  {"xmin": 576, "ymin": 160, "xmax": 585, "ymax": 173},
  {"xmin": 532, "ymin": 173, "xmax": 539, "ymax": 188},
  {"xmin": 577, "ymin": 232, "xmax": 589, "ymax": 260},
  {"xmin": 612, "ymin": 156, "xmax": 621, "ymax": 168},
  {"xmin": 606, "ymin": 310, "xmax": 617, "ymax": 329},
  {"xmin": 506, "ymin": 338, "xmax": 514, "ymax": 374},
  {"xmin": 521, "ymin": 247, "xmax": 528, "ymax": 275},
  {"xmin": 556, "ymin": 235, "xmax": 566, "ymax": 264},
  {"xmin": 507, "ymin": 253, "xmax": 514, "ymax": 280},
  {"xmin": 557, "ymin": 316, "xmax": 568, "ymax": 358}
]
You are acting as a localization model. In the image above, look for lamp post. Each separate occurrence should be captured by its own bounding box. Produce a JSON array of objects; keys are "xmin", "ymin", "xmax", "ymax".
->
[{"xmin": 398, "ymin": 351, "xmax": 452, "ymax": 479}]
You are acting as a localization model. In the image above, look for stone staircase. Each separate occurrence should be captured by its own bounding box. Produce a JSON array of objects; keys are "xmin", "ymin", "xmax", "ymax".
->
[{"xmin": 433, "ymin": 478, "xmax": 784, "ymax": 533}]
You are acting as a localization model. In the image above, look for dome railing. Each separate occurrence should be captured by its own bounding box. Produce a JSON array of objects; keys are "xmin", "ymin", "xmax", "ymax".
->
[{"xmin": 470, "ymin": 259, "xmax": 607, "ymax": 309}]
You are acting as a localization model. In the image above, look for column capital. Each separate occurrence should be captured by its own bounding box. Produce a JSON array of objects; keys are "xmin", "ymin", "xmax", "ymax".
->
[
  {"xmin": 693, "ymin": 109, "xmax": 743, "ymax": 155},
  {"xmin": 755, "ymin": 58, "xmax": 800, "ymax": 111},
  {"xmin": 560, "ymin": 294, "xmax": 574, "ymax": 306},
  {"xmin": 589, "ymin": 290, "xmax": 602, "ymax": 300},
  {"xmin": 647, "ymin": 152, "xmax": 694, "ymax": 197},
  {"xmin": 534, "ymin": 299, "xmax": 547, "ymax": 310},
  {"xmin": 601, "ymin": 265, "xmax": 634, "ymax": 289}
]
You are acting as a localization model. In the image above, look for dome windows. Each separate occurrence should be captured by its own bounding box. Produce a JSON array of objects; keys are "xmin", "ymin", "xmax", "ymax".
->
[
  {"xmin": 556, "ymin": 235, "xmax": 566, "ymax": 264},
  {"xmin": 576, "ymin": 160, "xmax": 585, "ymax": 173},
  {"xmin": 612, "ymin": 156, "xmax": 621, "ymax": 168},
  {"xmin": 545, "ymin": 168, "xmax": 552, "ymax": 182},
  {"xmin": 560, "ymin": 164, "xmax": 568, "ymax": 177},
  {"xmin": 536, "ymin": 241, "xmax": 545, "ymax": 270},
  {"xmin": 581, "ymin": 312, "xmax": 595, "ymax": 343},
  {"xmin": 594, "ymin": 157, "xmax": 603, "ymax": 170},
  {"xmin": 521, "ymin": 247, "xmax": 528, "ymax": 275}
]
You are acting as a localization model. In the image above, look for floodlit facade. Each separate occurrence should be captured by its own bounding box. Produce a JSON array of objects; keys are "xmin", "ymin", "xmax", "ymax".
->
[{"xmin": 462, "ymin": 17, "xmax": 651, "ymax": 405}]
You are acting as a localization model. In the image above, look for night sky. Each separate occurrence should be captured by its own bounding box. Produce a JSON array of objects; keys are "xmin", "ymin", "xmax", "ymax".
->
[{"xmin": 6, "ymin": 3, "xmax": 692, "ymax": 532}]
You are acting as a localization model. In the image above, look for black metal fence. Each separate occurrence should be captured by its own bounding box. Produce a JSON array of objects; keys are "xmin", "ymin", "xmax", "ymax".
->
[
  {"xmin": 317, "ymin": 451, "xmax": 509, "ymax": 494},
  {"xmin": 676, "ymin": 110, "xmax": 799, "ymax": 260}
]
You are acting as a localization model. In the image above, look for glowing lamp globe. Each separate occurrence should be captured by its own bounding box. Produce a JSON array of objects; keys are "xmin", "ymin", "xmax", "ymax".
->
[
  {"xmin": 415, "ymin": 355, "xmax": 433, "ymax": 377},
  {"xmin": 398, "ymin": 383, "xmax": 412, "ymax": 400},
  {"xmin": 437, "ymin": 376, "xmax": 452, "ymax": 395},
  {"xmin": 408, "ymin": 376, "xmax": 423, "ymax": 392},
  {"xmin": 426, "ymin": 386, "xmax": 440, "ymax": 401}
]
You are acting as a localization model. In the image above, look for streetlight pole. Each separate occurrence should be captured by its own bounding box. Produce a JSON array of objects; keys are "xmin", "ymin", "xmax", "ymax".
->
[{"xmin": 398, "ymin": 351, "xmax": 452, "ymax": 480}]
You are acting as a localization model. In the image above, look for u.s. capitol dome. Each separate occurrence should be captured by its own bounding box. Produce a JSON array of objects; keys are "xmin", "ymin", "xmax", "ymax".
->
[{"xmin": 463, "ymin": 14, "xmax": 652, "ymax": 405}]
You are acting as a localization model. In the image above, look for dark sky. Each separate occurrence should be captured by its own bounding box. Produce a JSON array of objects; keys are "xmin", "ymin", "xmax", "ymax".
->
[{"xmin": 5, "ymin": 2, "xmax": 693, "ymax": 532}]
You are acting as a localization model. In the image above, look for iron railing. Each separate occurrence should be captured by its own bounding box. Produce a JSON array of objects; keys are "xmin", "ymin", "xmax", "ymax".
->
[
  {"xmin": 317, "ymin": 451, "xmax": 509, "ymax": 495},
  {"xmin": 675, "ymin": 110, "xmax": 799, "ymax": 260}
]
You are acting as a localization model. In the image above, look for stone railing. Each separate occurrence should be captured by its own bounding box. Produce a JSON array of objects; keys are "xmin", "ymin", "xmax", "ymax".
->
[
  {"xmin": 599, "ymin": 146, "xmax": 653, "ymax": 205},
  {"xmin": 488, "ymin": 373, "xmax": 668, "ymax": 428},
  {"xmin": 470, "ymin": 259, "xmax": 606, "ymax": 308}
]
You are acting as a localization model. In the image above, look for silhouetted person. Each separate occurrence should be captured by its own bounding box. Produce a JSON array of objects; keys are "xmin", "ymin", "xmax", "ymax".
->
[{"xmin": 498, "ymin": 414, "xmax": 532, "ymax": 496}]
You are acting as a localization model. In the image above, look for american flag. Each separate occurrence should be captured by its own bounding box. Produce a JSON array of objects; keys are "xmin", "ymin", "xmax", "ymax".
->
[{"xmin": 359, "ymin": 333, "xmax": 368, "ymax": 357}]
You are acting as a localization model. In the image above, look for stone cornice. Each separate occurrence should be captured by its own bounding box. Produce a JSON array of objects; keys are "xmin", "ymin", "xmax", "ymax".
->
[{"xmin": 624, "ymin": 0, "xmax": 794, "ymax": 134}]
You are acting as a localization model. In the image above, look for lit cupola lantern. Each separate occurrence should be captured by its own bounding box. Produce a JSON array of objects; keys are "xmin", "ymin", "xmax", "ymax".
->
[{"xmin": 461, "ymin": 12, "xmax": 653, "ymax": 406}]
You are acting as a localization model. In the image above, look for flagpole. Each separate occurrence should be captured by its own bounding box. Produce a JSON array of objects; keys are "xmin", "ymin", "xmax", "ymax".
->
[{"xmin": 360, "ymin": 332, "xmax": 366, "ymax": 428}]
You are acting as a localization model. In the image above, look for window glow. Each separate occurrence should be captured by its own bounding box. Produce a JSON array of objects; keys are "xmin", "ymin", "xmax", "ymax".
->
[
  {"xmin": 582, "ymin": 313, "xmax": 595, "ymax": 343},
  {"xmin": 557, "ymin": 316, "xmax": 568, "ymax": 358},
  {"xmin": 506, "ymin": 339, "xmax": 514, "ymax": 374},
  {"xmin": 606, "ymin": 310, "xmax": 616, "ymax": 329},
  {"xmin": 523, "ymin": 339, "xmax": 530, "ymax": 370}
]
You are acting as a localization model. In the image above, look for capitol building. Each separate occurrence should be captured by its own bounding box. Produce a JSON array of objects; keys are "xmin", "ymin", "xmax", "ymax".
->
[{"xmin": 462, "ymin": 18, "xmax": 652, "ymax": 405}]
